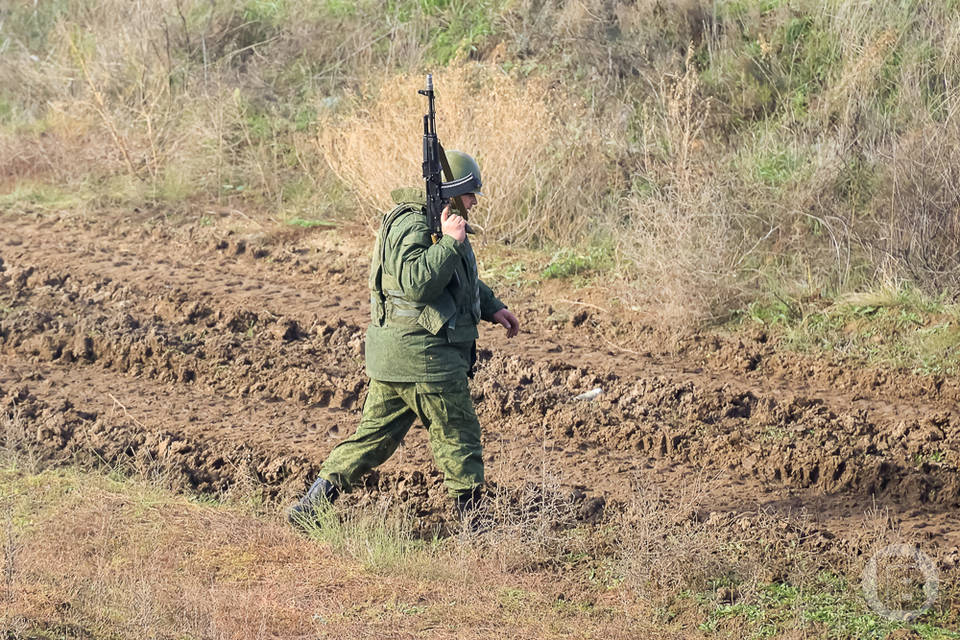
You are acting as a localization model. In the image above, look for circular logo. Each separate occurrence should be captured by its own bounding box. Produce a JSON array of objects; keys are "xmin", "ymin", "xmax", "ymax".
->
[{"xmin": 861, "ymin": 544, "xmax": 939, "ymax": 622}]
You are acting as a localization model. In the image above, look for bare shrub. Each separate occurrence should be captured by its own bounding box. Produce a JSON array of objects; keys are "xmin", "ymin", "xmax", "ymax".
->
[
  {"xmin": 467, "ymin": 472, "xmax": 586, "ymax": 573},
  {"xmin": 871, "ymin": 119, "xmax": 960, "ymax": 291},
  {"xmin": 618, "ymin": 187, "xmax": 744, "ymax": 326},
  {"xmin": 618, "ymin": 46, "xmax": 747, "ymax": 325},
  {"xmin": 615, "ymin": 474, "xmax": 737, "ymax": 598},
  {"xmin": 0, "ymin": 408, "xmax": 38, "ymax": 474},
  {"xmin": 317, "ymin": 67, "xmax": 624, "ymax": 245}
]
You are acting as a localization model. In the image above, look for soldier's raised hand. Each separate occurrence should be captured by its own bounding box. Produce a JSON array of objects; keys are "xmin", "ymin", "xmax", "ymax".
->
[{"xmin": 441, "ymin": 206, "xmax": 466, "ymax": 243}]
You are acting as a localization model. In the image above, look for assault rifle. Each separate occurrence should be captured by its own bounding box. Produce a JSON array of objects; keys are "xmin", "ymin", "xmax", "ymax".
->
[{"xmin": 418, "ymin": 74, "xmax": 479, "ymax": 243}]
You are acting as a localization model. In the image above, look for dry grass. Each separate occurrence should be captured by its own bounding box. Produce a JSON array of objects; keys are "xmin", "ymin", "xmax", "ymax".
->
[
  {"xmin": 0, "ymin": 427, "xmax": 956, "ymax": 639},
  {"xmin": 315, "ymin": 54, "xmax": 742, "ymax": 325},
  {"xmin": 317, "ymin": 67, "xmax": 622, "ymax": 246},
  {"xmin": 618, "ymin": 49, "xmax": 742, "ymax": 325},
  {"xmin": 3, "ymin": 0, "xmax": 960, "ymax": 322},
  {"xmin": 3, "ymin": 461, "xmax": 955, "ymax": 639},
  {"xmin": 0, "ymin": 0, "xmax": 348, "ymax": 216},
  {"xmin": 0, "ymin": 408, "xmax": 38, "ymax": 475},
  {"xmin": 0, "ymin": 466, "xmax": 656, "ymax": 639},
  {"xmin": 616, "ymin": 474, "xmax": 735, "ymax": 598}
]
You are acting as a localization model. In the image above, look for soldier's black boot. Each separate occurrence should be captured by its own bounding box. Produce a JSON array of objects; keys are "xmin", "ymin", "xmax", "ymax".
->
[
  {"xmin": 454, "ymin": 487, "xmax": 486, "ymax": 533},
  {"xmin": 287, "ymin": 476, "xmax": 340, "ymax": 527}
]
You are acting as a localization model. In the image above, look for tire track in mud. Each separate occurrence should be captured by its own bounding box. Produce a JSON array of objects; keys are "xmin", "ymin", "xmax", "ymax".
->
[
  {"xmin": 0, "ymin": 218, "xmax": 369, "ymax": 407},
  {"xmin": 1, "ymin": 213, "xmax": 959, "ymax": 547},
  {"xmin": 473, "ymin": 354, "xmax": 960, "ymax": 507},
  {"xmin": 1, "ymin": 354, "xmax": 327, "ymax": 492}
]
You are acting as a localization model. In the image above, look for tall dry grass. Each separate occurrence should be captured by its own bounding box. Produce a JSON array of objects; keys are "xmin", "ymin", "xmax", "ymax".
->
[
  {"xmin": 317, "ymin": 68, "xmax": 623, "ymax": 245},
  {"xmin": 2, "ymin": 440, "xmax": 957, "ymax": 637},
  {"xmin": 0, "ymin": 0, "xmax": 371, "ymax": 214}
]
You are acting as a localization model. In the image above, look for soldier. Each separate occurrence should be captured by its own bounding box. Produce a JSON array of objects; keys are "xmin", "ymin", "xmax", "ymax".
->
[{"xmin": 289, "ymin": 150, "xmax": 520, "ymax": 525}]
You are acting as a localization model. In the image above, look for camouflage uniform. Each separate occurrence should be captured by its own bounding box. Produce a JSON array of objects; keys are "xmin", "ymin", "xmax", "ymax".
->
[{"xmin": 318, "ymin": 187, "xmax": 506, "ymax": 498}]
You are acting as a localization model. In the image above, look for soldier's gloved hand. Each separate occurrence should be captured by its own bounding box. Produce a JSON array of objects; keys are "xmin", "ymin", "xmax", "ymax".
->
[
  {"xmin": 441, "ymin": 206, "xmax": 467, "ymax": 243},
  {"xmin": 493, "ymin": 308, "xmax": 520, "ymax": 338}
]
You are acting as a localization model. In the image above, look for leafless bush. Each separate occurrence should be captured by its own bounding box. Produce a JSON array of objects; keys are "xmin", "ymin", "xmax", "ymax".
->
[
  {"xmin": 618, "ymin": 185, "xmax": 745, "ymax": 326},
  {"xmin": 616, "ymin": 46, "xmax": 748, "ymax": 325},
  {"xmin": 317, "ymin": 67, "xmax": 624, "ymax": 245},
  {"xmin": 0, "ymin": 408, "xmax": 38, "ymax": 474},
  {"xmin": 467, "ymin": 471, "xmax": 586, "ymax": 573},
  {"xmin": 872, "ymin": 119, "xmax": 960, "ymax": 291},
  {"xmin": 614, "ymin": 474, "xmax": 739, "ymax": 598}
]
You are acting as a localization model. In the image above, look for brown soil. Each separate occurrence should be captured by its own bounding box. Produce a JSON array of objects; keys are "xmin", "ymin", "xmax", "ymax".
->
[{"xmin": 2, "ymin": 208, "xmax": 959, "ymax": 556}]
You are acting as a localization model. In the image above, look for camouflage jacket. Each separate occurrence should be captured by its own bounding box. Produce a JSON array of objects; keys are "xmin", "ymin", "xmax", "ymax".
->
[{"xmin": 365, "ymin": 188, "xmax": 506, "ymax": 382}]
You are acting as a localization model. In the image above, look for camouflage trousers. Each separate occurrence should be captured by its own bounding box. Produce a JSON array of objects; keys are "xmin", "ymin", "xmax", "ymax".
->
[{"xmin": 319, "ymin": 378, "xmax": 483, "ymax": 497}]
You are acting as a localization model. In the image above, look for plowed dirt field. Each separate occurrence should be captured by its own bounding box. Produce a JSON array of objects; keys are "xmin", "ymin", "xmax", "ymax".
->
[{"xmin": 2, "ymin": 209, "xmax": 959, "ymax": 557}]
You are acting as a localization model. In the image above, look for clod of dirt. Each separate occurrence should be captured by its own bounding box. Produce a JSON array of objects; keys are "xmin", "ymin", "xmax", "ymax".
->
[
  {"xmin": 272, "ymin": 318, "xmax": 302, "ymax": 342},
  {"xmin": 571, "ymin": 310, "xmax": 590, "ymax": 327},
  {"xmin": 579, "ymin": 496, "xmax": 605, "ymax": 523}
]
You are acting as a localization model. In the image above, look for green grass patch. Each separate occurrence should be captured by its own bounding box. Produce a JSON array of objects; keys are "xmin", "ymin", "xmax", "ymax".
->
[
  {"xmin": 424, "ymin": 0, "xmax": 505, "ymax": 64},
  {"xmin": 541, "ymin": 247, "xmax": 613, "ymax": 280},
  {"xmin": 736, "ymin": 286, "xmax": 960, "ymax": 375},
  {"xmin": 332, "ymin": 0, "xmax": 506, "ymax": 64},
  {"xmin": 752, "ymin": 149, "xmax": 803, "ymax": 187},
  {"xmin": 0, "ymin": 461, "xmax": 638, "ymax": 638},
  {"xmin": 293, "ymin": 501, "xmax": 444, "ymax": 574},
  {"xmin": 479, "ymin": 252, "xmax": 541, "ymax": 289},
  {"xmin": 321, "ymin": 0, "xmax": 359, "ymax": 18},
  {"xmin": 0, "ymin": 181, "xmax": 86, "ymax": 212},
  {"xmin": 698, "ymin": 575, "xmax": 959, "ymax": 639},
  {"xmin": 242, "ymin": 0, "xmax": 291, "ymax": 26},
  {"xmin": 701, "ymin": 3, "xmax": 842, "ymax": 126},
  {"xmin": 285, "ymin": 217, "xmax": 336, "ymax": 229},
  {"xmin": 0, "ymin": 0, "xmax": 72, "ymax": 53}
]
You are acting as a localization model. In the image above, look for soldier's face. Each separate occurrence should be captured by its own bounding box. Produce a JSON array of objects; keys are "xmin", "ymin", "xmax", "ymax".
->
[{"xmin": 461, "ymin": 193, "xmax": 478, "ymax": 211}]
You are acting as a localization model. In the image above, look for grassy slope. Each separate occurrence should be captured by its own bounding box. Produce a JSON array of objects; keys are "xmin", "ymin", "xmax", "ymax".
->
[
  {"xmin": 2, "ymin": 0, "xmax": 960, "ymax": 327},
  {"xmin": 732, "ymin": 285, "xmax": 960, "ymax": 376},
  {"xmin": 2, "ymin": 5, "xmax": 960, "ymax": 632},
  {"xmin": 0, "ymin": 465, "xmax": 637, "ymax": 639},
  {"xmin": 0, "ymin": 461, "xmax": 958, "ymax": 639}
]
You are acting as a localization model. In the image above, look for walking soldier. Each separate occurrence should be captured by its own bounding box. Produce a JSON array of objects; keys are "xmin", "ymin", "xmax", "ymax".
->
[{"xmin": 289, "ymin": 150, "xmax": 520, "ymax": 525}]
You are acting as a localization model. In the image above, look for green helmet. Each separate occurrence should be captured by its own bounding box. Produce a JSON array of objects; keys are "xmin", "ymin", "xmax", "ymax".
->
[{"xmin": 445, "ymin": 150, "xmax": 483, "ymax": 196}]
